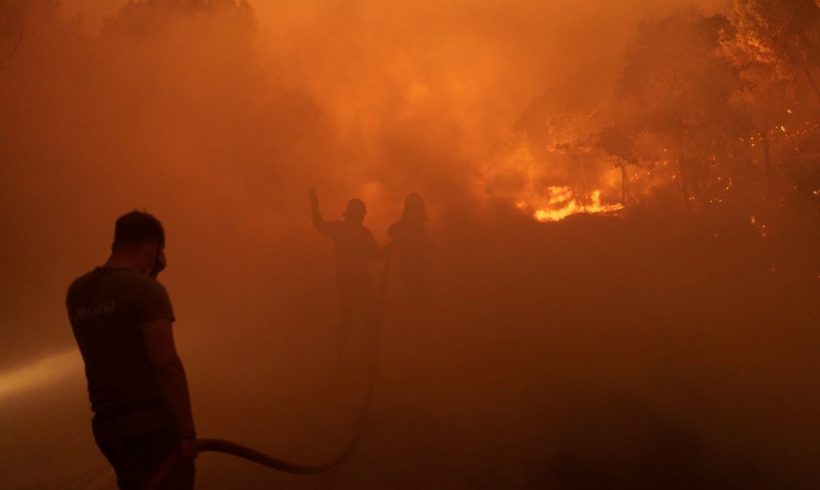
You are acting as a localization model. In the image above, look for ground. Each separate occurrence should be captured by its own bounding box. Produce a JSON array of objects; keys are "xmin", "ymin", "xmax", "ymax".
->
[{"xmin": 2, "ymin": 208, "xmax": 819, "ymax": 489}]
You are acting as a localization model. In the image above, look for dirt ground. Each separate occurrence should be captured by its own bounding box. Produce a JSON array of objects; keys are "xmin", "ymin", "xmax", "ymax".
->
[{"xmin": 3, "ymin": 207, "xmax": 818, "ymax": 489}]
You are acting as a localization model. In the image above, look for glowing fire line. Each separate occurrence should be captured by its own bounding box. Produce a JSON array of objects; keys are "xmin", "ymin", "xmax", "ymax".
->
[{"xmin": 518, "ymin": 186, "xmax": 624, "ymax": 222}]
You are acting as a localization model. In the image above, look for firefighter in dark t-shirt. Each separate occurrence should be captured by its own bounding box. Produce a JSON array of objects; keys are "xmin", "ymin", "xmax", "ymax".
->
[{"xmin": 66, "ymin": 211, "xmax": 196, "ymax": 490}]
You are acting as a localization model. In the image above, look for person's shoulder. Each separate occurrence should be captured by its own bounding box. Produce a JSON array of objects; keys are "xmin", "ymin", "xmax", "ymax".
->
[
  {"xmin": 67, "ymin": 266, "xmax": 120, "ymax": 293},
  {"xmin": 68, "ymin": 268, "xmax": 96, "ymax": 288},
  {"xmin": 106, "ymin": 267, "xmax": 152, "ymax": 288},
  {"xmin": 106, "ymin": 268, "xmax": 168, "ymax": 298},
  {"xmin": 138, "ymin": 275, "xmax": 169, "ymax": 296},
  {"xmin": 132, "ymin": 275, "xmax": 175, "ymax": 323},
  {"xmin": 66, "ymin": 268, "xmax": 97, "ymax": 301}
]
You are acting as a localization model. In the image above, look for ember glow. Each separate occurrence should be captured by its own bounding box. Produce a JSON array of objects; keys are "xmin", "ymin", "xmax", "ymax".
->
[{"xmin": 749, "ymin": 215, "xmax": 769, "ymax": 238}]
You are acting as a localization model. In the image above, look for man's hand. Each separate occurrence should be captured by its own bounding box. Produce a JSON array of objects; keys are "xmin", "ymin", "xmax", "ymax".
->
[
  {"xmin": 143, "ymin": 319, "xmax": 197, "ymax": 452},
  {"xmin": 309, "ymin": 187, "xmax": 329, "ymax": 233}
]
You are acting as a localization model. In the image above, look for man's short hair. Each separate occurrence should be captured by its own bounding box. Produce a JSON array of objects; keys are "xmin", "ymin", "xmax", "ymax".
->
[{"xmin": 112, "ymin": 210, "xmax": 165, "ymax": 250}]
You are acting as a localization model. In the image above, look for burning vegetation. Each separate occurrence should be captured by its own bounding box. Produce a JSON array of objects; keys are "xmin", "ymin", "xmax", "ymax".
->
[
  {"xmin": 1, "ymin": 0, "xmax": 816, "ymax": 229},
  {"xmin": 482, "ymin": 1, "xmax": 820, "ymax": 228}
]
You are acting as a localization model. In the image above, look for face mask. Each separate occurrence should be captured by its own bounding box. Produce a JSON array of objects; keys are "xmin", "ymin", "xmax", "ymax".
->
[{"xmin": 149, "ymin": 247, "xmax": 166, "ymax": 277}]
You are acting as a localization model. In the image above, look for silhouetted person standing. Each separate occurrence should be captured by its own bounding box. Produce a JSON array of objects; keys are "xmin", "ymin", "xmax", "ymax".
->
[
  {"xmin": 309, "ymin": 189, "xmax": 381, "ymax": 334},
  {"xmin": 66, "ymin": 211, "xmax": 196, "ymax": 490},
  {"xmin": 388, "ymin": 193, "xmax": 430, "ymax": 310}
]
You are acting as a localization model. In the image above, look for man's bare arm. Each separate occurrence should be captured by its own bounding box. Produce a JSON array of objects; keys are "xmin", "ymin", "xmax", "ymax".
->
[
  {"xmin": 309, "ymin": 188, "xmax": 329, "ymax": 234},
  {"xmin": 142, "ymin": 319, "xmax": 196, "ymax": 441}
]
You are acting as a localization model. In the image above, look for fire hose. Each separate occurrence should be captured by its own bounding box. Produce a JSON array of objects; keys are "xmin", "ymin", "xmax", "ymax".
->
[{"xmin": 144, "ymin": 245, "xmax": 394, "ymax": 489}]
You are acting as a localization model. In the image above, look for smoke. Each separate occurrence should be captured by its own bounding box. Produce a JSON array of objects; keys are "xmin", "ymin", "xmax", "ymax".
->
[
  {"xmin": 1, "ymin": 0, "xmax": 731, "ymax": 358},
  {"xmin": 3, "ymin": 0, "xmax": 819, "ymax": 489}
]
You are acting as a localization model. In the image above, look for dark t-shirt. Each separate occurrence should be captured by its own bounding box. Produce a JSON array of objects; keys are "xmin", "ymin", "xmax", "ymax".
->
[
  {"xmin": 66, "ymin": 267, "xmax": 175, "ymax": 435},
  {"xmin": 316, "ymin": 220, "xmax": 379, "ymax": 292}
]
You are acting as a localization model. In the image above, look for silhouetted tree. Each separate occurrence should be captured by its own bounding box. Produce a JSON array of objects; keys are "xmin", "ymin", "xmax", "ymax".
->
[
  {"xmin": 616, "ymin": 13, "xmax": 750, "ymax": 214},
  {"xmin": 514, "ymin": 93, "xmax": 604, "ymax": 195},
  {"xmin": 732, "ymin": 0, "xmax": 820, "ymax": 100},
  {"xmin": 598, "ymin": 125, "xmax": 639, "ymax": 204},
  {"xmin": 720, "ymin": 0, "xmax": 820, "ymax": 186}
]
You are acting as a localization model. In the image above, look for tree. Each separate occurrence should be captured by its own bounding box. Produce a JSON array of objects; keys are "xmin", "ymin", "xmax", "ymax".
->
[
  {"xmin": 718, "ymin": 0, "xmax": 820, "ymax": 201},
  {"xmin": 598, "ymin": 125, "xmax": 637, "ymax": 204},
  {"xmin": 733, "ymin": 0, "xmax": 820, "ymax": 100},
  {"xmin": 614, "ymin": 12, "xmax": 751, "ymax": 214},
  {"xmin": 514, "ymin": 91, "xmax": 608, "ymax": 197}
]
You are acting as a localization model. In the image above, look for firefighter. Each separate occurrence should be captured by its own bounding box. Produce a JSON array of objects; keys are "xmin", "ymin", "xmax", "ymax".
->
[{"xmin": 66, "ymin": 211, "xmax": 196, "ymax": 489}]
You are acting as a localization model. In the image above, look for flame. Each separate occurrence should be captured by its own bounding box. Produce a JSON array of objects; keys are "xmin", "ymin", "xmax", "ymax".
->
[
  {"xmin": 523, "ymin": 186, "xmax": 624, "ymax": 222},
  {"xmin": 478, "ymin": 140, "xmax": 632, "ymax": 223}
]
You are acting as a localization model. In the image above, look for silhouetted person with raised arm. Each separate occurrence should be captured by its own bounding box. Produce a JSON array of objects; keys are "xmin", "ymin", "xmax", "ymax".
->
[
  {"xmin": 309, "ymin": 189, "xmax": 382, "ymax": 337},
  {"xmin": 66, "ymin": 211, "xmax": 196, "ymax": 490},
  {"xmin": 388, "ymin": 193, "xmax": 430, "ymax": 311}
]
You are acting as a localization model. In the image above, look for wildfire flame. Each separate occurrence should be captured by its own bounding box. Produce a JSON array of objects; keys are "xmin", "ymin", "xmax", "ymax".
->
[{"xmin": 518, "ymin": 186, "xmax": 625, "ymax": 222}]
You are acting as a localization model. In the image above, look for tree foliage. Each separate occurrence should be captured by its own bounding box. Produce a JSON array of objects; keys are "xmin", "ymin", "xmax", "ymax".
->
[
  {"xmin": 605, "ymin": 13, "xmax": 750, "ymax": 209},
  {"xmin": 732, "ymin": 0, "xmax": 820, "ymax": 98},
  {"xmin": 509, "ymin": 6, "xmax": 819, "ymax": 220}
]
